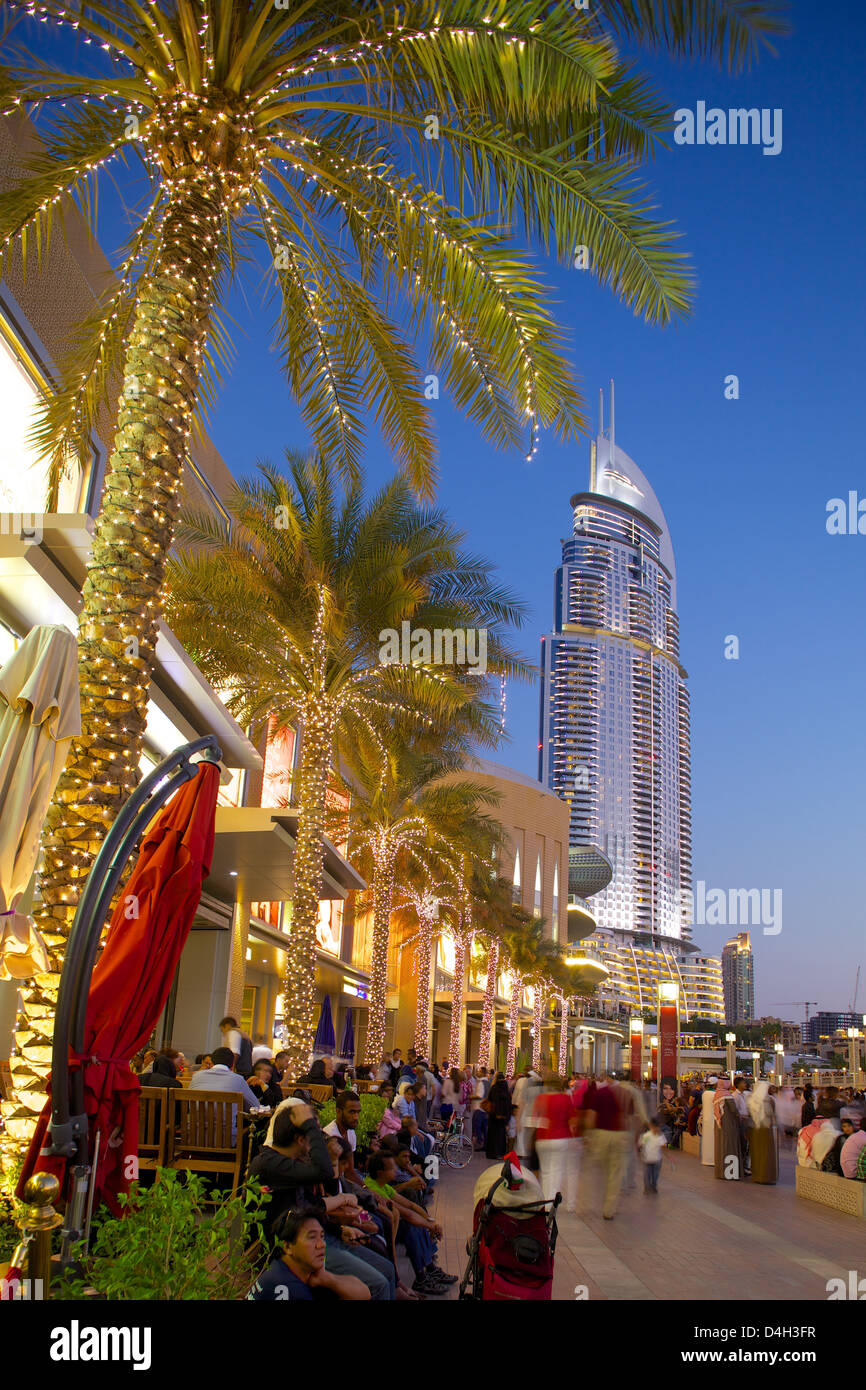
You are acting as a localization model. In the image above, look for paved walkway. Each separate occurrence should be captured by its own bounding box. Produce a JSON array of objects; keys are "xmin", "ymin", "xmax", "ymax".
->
[{"xmin": 425, "ymin": 1138, "xmax": 865, "ymax": 1301}]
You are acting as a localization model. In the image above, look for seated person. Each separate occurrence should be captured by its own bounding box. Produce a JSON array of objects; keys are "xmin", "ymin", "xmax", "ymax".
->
[
  {"xmin": 249, "ymin": 1104, "xmax": 396, "ymax": 1300},
  {"xmin": 139, "ymin": 1050, "xmax": 182, "ymax": 1090},
  {"xmin": 363, "ymin": 1152, "xmax": 454, "ymax": 1296},
  {"xmin": 841, "ymin": 1116, "xmax": 866, "ymax": 1179},
  {"xmin": 248, "ymin": 1058, "xmax": 283, "ymax": 1109},
  {"xmin": 393, "ymin": 1143, "xmax": 431, "ymax": 1205},
  {"xmin": 820, "ymin": 1119, "xmax": 854, "ymax": 1175},
  {"xmin": 273, "ymin": 1051, "xmax": 292, "ymax": 1089},
  {"xmin": 194, "ymin": 1053, "xmax": 213, "ymax": 1073},
  {"xmin": 296, "ymin": 1057, "xmax": 338, "ymax": 1096},
  {"xmin": 401, "ymin": 1114, "xmax": 434, "ymax": 1160},
  {"xmin": 247, "ymin": 1207, "xmax": 370, "ymax": 1302}
]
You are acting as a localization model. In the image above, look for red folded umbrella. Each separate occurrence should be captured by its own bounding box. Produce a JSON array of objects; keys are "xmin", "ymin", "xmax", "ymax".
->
[{"xmin": 19, "ymin": 761, "xmax": 220, "ymax": 1212}]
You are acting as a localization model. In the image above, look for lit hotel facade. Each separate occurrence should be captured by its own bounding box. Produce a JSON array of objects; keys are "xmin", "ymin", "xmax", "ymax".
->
[{"xmin": 539, "ymin": 403, "xmax": 722, "ymax": 1021}]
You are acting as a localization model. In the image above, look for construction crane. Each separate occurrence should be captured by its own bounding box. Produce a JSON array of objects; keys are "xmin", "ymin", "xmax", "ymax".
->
[
  {"xmin": 851, "ymin": 966, "xmax": 861, "ymax": 1015},
  {"xmin": 771, "ymin": 1002, "xmax": 817, "ymax": 1025}
]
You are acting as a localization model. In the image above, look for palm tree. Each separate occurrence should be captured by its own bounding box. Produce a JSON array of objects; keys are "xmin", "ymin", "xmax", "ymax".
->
[
  {"xmin": 392, "ymin": 805, "xmax": 500, "ymax": 1060},
  {"xmin": 0, "ymin": 0, "xmax": 785, "ymax": 953},
  {"xmin": 333, "ymin": 730, "xmax": 501, "ymax": 1067},
  {"xmin": 467, "ymin": 872, "xmax": 515, "ymax": 1068},
  {"xmin": 165, "ymin": 455, "xmax": 521, "ymax": 1074},
  {"xmin": 391, "ymin": 876, "xmax": 452, "ymax": 1060},
  {"xmin": 499, "ymin": 911, "xmax": 559, "ymax": 1078}
]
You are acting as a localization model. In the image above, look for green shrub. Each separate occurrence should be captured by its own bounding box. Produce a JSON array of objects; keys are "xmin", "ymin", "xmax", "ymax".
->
[{"xmin": 55, "ymin": 1170, "xmax": 270, "ymax": 1301}]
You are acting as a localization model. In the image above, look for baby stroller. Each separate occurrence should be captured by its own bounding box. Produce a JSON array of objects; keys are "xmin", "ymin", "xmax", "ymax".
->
[{"xmin": 459, "ymin": 1156, "xmax": 561, "ymax": 1301}]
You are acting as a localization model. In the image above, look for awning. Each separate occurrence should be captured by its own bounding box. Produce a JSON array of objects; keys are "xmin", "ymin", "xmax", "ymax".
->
[{"xmin": 208, "ymin": 806, "xmax": 365, "ymax": 904}]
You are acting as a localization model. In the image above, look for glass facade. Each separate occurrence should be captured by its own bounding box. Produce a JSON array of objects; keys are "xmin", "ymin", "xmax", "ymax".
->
[{"xmin": 539, "ymin": 431, "xmax": 692, "ymax": 944}]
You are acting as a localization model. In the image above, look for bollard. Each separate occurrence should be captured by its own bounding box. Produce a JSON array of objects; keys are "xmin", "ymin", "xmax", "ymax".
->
[{"xmin": 21, "ymin": 1173, "xmax": 62, "ymax": 1299}]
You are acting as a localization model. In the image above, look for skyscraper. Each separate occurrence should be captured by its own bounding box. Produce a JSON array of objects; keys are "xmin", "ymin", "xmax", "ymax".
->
[
  {"xmin": 538, "ymin": 387, "xmax": 692, "ymax": 945},
  {"xmin": 721, "ymin": 932, "xmax": 755, "ymax": 1024}
]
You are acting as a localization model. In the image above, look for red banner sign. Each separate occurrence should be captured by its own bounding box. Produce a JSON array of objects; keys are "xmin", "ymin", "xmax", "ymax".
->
[
  {"xmin": 658, "ymin": 1001, "xmax": 679, "ymax": 1089},
  {"xmin": 630, "ymin": 1026, "xmax": 643, "ymax": 1081}
]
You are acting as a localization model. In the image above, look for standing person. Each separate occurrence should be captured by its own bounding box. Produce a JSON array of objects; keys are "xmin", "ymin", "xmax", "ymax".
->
[
  {"xmin": 219, "ymin": 1015, "xmax": 254, "ymax": 1078},
  {"xmin": 484, "ymin": 1072, "xmax": 511, "ymax": 1160},
  {"xmin": 513, "ymin": 1067, "xmax": 543, "ymax": 1160},
  {"xmin": 376, "ymin": 1052, "xmax": 393, "ymax": 1083},
  {"xmin": 530, "ymin": 1072, "xmax": 578, "ymax": 1212},
  {"xmin": 389, "ymin": 1050, "xmax": 404, "ymax": 1088},
  {"xmin": 700, "ymin": 1082, "xmax": 717, "ymax": 1166},
  {"xmin": 747, "ymin": 1081, "xmax": 778, "ymax": 1183},
  {"xmin": 617, "ymin": 1078, "xmax": 649, "ymax": 1191},
  {"xmin": 440, "ymin": 1068, "xmax": 462, "ymax": 1124},
  {"xmin": 800, "ymin": 1084, "xmax": 815, "ymax": 1127},
  {"xmin": 638, "ymin": 1118, "xmax": 667, "ymax": 1194},
  {"xmin": 579, "ymin": 1072, "xmax": 628, "ymax": 1220},
  {"xmin": 471, "ymin": 1066, "xmax": 490, "ymax": 1150},
  {"xmin": 732, "ymin": 1077, "xmax": 752, "ymax": 1176},
  {"xmin": 713, "ymin": 1078, "xmax": 745, "ymax": 1181}
]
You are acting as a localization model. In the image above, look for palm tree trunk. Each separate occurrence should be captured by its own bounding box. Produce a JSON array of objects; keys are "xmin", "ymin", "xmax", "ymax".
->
[
  {"xmin": 558, "ymin": 995, "xmax": 570, "ymax": 1075},
  {"xmin": 8, "ymin": 180, "xmax": 221, "ymax": 1141},
  {"xmin": 447, "ymin": 925, "xmax": 471, "ymax": 1069},
  {"xmin": 478, "ymin": 938, "xmax": 499, "ymax": 1068},
  {"xmin": 413, "ymin": 902, "xmax": 435, "ymax": 1057},
  {"xmin": 506, "ymin": 973, "xmax": 523, "ymax": 1079},
  {"xmin": 282, "ymin": 684, "xmax": 334, "ymax": 1079},
  {"xmin": 365, "ymin": 842, "xmax": 395, "ymax": 1066},
  {"xmin": 532, "ymin": 987, "xmax": 544, "ymax": 1071}
]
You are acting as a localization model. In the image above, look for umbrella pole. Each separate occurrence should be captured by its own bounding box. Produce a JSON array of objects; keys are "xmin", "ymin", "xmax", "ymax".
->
[{"xmin": 46, "ymin": 739, "xmax": 221, "ymax": 1212}]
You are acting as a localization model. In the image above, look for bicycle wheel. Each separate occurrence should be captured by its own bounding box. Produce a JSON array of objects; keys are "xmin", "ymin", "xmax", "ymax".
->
[{"xmin": 443, "ymin": 1134, "xmax": 474, "ymax": 1168}]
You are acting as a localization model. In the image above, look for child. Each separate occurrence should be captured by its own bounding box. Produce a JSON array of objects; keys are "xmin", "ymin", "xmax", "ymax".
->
[{"xmin": 638, "ymin": 1118, "xmax": 667, "ymax": 1194}]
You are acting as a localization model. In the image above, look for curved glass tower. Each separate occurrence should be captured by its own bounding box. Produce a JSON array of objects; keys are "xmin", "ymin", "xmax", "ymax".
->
[{"xmin": 538, "ymin": 408, "xmax": 692, "ymax": 945}]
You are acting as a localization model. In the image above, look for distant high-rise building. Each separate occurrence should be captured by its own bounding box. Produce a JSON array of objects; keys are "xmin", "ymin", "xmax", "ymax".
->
[
  {"xmin": 538, "ymin": 387, "xmax": 692, "ymax": 943},
  {"xmin": 802, "ymin": 1010, "xmax": 863, "ymax": 1049},
  {"xmin": 722, "ymin": 932, "xmax": 755, "ymax": 1023}
]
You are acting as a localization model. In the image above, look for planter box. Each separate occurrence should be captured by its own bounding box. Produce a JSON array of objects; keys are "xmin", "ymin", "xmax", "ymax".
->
[
  {"xmin": 681, "ymin": 1133, "xmax": 701, "ymax": 1157},
  {"xmin": 795, "ymin": 1166, "xmax": 866, "ymax": 1218}
]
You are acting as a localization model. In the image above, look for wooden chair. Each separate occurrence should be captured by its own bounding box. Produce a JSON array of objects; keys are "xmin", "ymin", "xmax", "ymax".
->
[
  {"xmin": 166, "ymin": 1089, "xmax": 247, "ymax": 1192},
  {"xmin": 138, "ymin": 1086, "xmax": 170, "ymax": 1172}
]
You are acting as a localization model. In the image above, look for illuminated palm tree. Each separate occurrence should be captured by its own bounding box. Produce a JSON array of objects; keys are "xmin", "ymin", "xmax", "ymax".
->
[
  {"xmin": 166, "ymin": 455, "xmax": 521, "ymax": 1074},
  {"xmin": 0, "ymin": 0, "xmax": 785, "ymax": 953},
  {"xmin": 333, "ymin": 731, "xmax": 501, "ymax": 1066}
]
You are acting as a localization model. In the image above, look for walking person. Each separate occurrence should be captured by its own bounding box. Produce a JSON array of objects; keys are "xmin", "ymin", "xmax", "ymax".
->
[
  {"xmin": 713, "ymin": 1078, "xmax": 745, "ymax": 1181},
  {"xmin": 747, "ymin": 1080, "xmax": 779, "ymax": 1183},
  {"xmin": 484, "ymin": 1071, "xmax": 511, "ymax": 1160},
  {"xmin": 530, "ymin": 1072, "xmax": 578, "ymax": 1212},
  {"xmin": 638, "ymin": 1118, "xmax": 667, "ymax": 1194},
  {"xmin": 579, "ymin": 1072, "xmax": 629, "ymax": 1220}
]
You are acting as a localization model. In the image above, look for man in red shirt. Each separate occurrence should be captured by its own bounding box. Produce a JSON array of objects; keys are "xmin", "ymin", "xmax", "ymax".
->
[{"xmin": 579, "ymin": 1072, "xmax": 629, "ymax": 1219}]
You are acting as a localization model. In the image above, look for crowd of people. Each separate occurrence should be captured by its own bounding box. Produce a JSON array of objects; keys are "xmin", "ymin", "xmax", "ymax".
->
[{"xmin": 130, "ymin": 1023, "xmax": 866, "ymax": 1298}]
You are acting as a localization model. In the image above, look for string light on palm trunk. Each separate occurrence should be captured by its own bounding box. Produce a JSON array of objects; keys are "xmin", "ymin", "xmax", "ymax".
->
[
  {"xmin": 478, "ymin": 938, "xmax": 499, "ymax": 1068},
  {"xmin": 532, "ymin": 986, "xmax": 544, "ymax": 1072},
  {"xmin": 558, "ymin": 995, "xmax": 570, "ymax": 1075}
]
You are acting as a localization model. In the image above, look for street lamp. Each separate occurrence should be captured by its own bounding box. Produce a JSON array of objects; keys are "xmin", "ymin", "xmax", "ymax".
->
[
  {"xmin": 751, "ymin": 1050, "xmax": 760, "ymax": 1080},
  {"xmin": 725, "ymin": 1031, "xmax": 737, "ymax": 1076},
  {"xmin": 847, "ymin": 1027, "xmax": 862, "ymax": 1088},
  {"xmin": 774, "ymin": 1042, "xmax": 784, "ymax": 1087}
]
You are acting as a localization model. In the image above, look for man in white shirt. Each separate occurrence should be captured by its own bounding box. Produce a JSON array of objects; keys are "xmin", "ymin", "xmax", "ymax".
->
[
  {"xmin": 219, "ymin": 1015, "xmax": 254, "ymax": 1076},
  {"xmin": 251, "ymin": 1040, "xmax": 275, "ymax": 1065},
  {"xmin": 324, "ymin": 1091, "xmax": 363, "ymax": 1184},
  {"xmin": 189, "ymin": 1047, "xmax": 259, "ymax": 1142}
]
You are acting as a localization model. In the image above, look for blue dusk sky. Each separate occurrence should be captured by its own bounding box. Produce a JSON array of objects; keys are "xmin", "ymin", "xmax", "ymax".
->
[{"xmin": 22, "ymin": 1, "xmax": 866, "ymax": 1018}]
